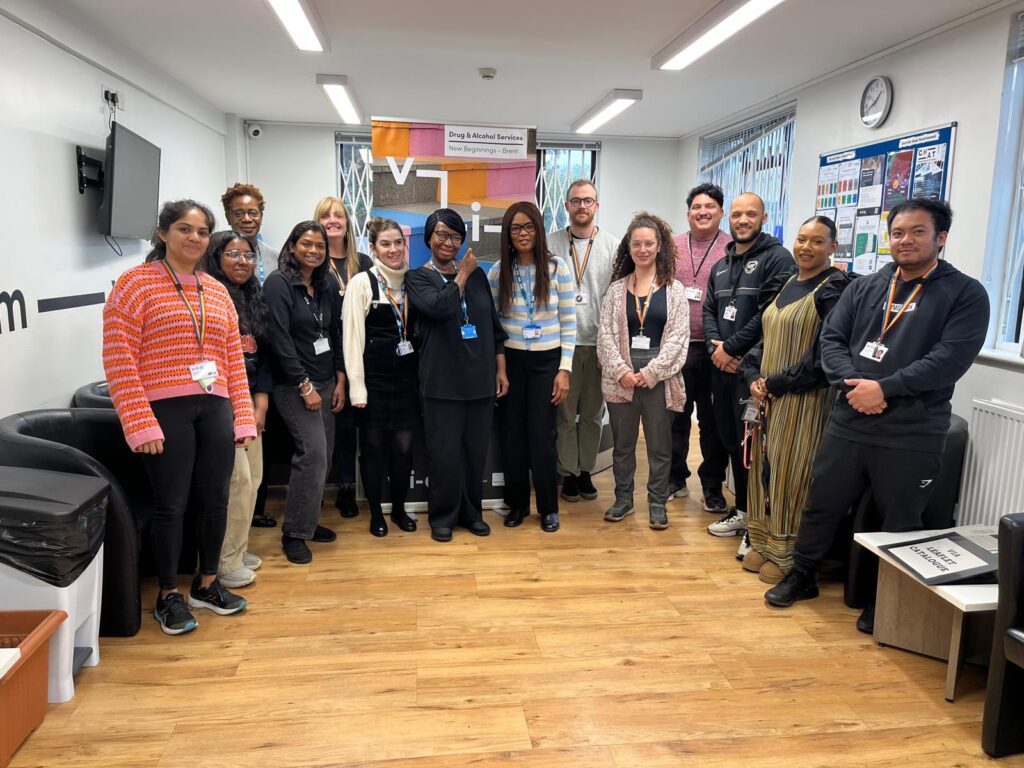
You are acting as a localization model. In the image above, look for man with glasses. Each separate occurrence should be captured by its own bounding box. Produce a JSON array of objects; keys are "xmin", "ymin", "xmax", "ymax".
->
[
  {"xmin": 547, "ymin": 179, "xmax": 617, "ymax": 504},
  {"xmin": 221, "ymin": 183, "xmax": 276, "ymax": 284}
]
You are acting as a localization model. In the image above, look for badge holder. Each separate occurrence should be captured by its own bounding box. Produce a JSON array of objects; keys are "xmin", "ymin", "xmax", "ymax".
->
[
  {"xmin": 631, "ymin": 334, "xmax": 651, "ymax": 350},
  {"xmin": 723, "ymin": 303, "xmax": 738, "ymax": 321},
  {"xmin": 523, "ymin": 324, "xmax": 542, "ymax": 340},
  {"xmin": 686, "ymin": 286, "xmax": 703, "ymax": 302},
  {"xmin": 461, "ymin": 324, "xmax": 478, "ymax": 340},
  {"xmin": 396, "ymin": 340, "xmax": 414, "ymax": 356},
  {"xmin": 190, "ymin": 360, "xmax": 219, "ymax": 394},
  {"xmin": 313, "ymin": 336, "xmax": 331, "ymax": 355}
]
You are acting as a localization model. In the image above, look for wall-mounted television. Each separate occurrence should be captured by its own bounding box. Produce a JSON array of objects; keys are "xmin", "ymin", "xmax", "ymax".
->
[{"xmin": 98, "ymin": 122, "xmax": 161, "ymax": 239}]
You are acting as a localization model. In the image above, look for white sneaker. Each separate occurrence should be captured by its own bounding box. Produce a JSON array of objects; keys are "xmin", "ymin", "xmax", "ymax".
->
[
  {"xmin": 242, "ymin": 552, "xmax": 262, "ymax": 571},
  {"xmin": 736, "ymin": 530, "xmax": 752, "ymax": 561},
  {"xmin": 219, "ymin": 566, "xmax": 257, "ymax": 588},
  {"xmin": 666, "ymin": 482, "xmax": 689, "ymax": 501},
  {"xmin": 707, "ymin": 508, "xmax": 747, "ymax": 537}
]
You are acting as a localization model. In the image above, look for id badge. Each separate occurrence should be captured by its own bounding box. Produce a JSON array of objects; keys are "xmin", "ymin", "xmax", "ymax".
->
[
  {"xmin": 723, "ymin": 304, "xmax": 738, "ymax": 321},
  {"xmin": 575, "ymin": 291, "xmax": 589, "ymax": 306},
  {"xmin": 742, "ymin": 402, "xmax": 760, "ymax": 423},
  {"xmin": 523, "ymin": 324, "xmax": 542, "ymax": 340},
  {"xmin": 189, "ymin": 360, "xmax": 218, "ymax": 382},
  {"xmin": 860, "ymin": 341, "xmax": 888, "ymax": 361},
  {"xmin": 396, "ymin": 340, "xmax": 414, "ymax": 356},
  {"xmin": 313, "ymin": 336, "xmax": 331, "ymax": 355},
  {"xmin": 631, "ymin": 334, "xmax": 651, "ymax": 350},
  {"xmin": 686, "ymin": 286, "xmax": 703, "ymax": 302},
  {"xmin": 461, "ymin": 324, "xmax": 478, "ymax": 340}
]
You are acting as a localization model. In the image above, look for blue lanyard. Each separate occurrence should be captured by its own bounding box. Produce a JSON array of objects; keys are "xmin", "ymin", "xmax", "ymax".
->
[
  {"xmin": 428, "ymin": 260, "xmax": 470, "ymax": 325},
  {"xmin": 255, "ymin": 236, "xmax": 266, "ymax": 283},
  {"xmin": 512, "ymin": 261, "xmax": 535, "ymax": 325},
  {"xmin": 375, "ymin": 271, "xmax": 407, "ymax": 340}
]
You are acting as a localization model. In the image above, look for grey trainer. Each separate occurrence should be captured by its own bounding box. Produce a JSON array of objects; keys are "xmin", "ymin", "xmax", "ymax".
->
[
  {"xmin": 604, "ymin": 497, "xmax": 634, "ymax": 522},
  {"xmin": 649, "ymin": 503, "xmax": 669, "ymax": 530}
]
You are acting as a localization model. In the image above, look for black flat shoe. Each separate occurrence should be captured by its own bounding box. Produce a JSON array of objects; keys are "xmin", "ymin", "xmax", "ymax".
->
[
  {"xmin": 311, "ymin": 524, "xmax": 337, "ymax": 543},
  {"xmin": 504, "ymin": 508, "xmax": 529, "ymax": 528},
  {"xmin": 856, "ymin": 603, "xmax": 876, "ymax": 634},
  {"xmin": 391, "ymin": 509, "xmax": 417, "ymax": 532},
  {"xmin": 541, "ymin": 512, "xmax": 560, "ymax": 532},
  {"xmin": 282, "ymin": 536, "xmax": 312, "ymax": 564},
  {"xmin": 370, "ymin": 516, "xmax": 388, "ymax": 538},
  {"xmin": 251, "ymin": 514, "xmax": 277, "ymax": 528},
  {"xmin": 431, "ymin": 526, "xmax": 453, "ymax": 542},
  {"xmin": 463, "ymin": 520, "xmax": 491, "ymax": 537},
  {"xmin": 335, "ymin": 486, "xmax": 359, "ymax": 518}
]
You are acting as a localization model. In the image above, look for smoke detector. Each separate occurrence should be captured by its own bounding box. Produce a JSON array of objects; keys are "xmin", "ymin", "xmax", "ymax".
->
[{"xmin": 479, "ymin": 67, "xmax": 497, "ymax": 81}]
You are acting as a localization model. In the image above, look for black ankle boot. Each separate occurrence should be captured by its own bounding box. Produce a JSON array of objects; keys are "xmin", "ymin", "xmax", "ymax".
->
[
  {"xmin": 390, "ymin": 506, "xmax": 417, "ymax": 532},
  {"xmin": 577, "ymin": 471, "xmax": 598, "ymax": 500},
  {"xmin": 335, "ymin": 485, "xmax": 359, "ymax": 518},
  {"xmin": 764, "ymin": 567, "xmax": 819, "ymax": 607},
  {"xmin": 369, "ymin": 511, "xmax": 388, "ymax": 538}
]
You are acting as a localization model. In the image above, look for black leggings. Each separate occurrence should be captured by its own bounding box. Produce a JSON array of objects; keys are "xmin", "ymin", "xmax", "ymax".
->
[
  {"xmin": 141, "ymin": 395, "xmax": 235, "ymax": 591},
  {"xmin": 360, "ymin": 427, "xmax": 415, "ymax": 514}
]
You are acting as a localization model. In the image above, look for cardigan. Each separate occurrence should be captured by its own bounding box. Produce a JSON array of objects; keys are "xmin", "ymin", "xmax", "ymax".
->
[
  {"xmin": 596, "ymin": 277, "xmax": 689, "ymax": 412},
  {"xmin": 102, "ymin": 261, "xmax": 256, "ymax": 450}
]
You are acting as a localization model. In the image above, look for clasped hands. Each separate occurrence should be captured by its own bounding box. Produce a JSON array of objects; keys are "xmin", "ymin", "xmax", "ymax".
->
[
  {"xmin": 710, "ymin": 340, "xmax": 739, "ymax": 373},
  {"xmin": 844, "ymin": 378, "xmax": 887, "ymax": 415}
]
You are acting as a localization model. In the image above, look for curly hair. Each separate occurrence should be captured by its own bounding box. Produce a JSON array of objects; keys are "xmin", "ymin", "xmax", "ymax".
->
[
  {"xmin": 611, "ymin": 212, "xmax": 677, "ymax": 285},
  {"xmin": 221, "ymin": 183, "xmax": 266, "ymax": 216},
  {"xmin": 497, "ymin": 201, "xmax": 554, "ymax": 316},
  {"xmin": 201, "ymin": 231, "xmax": 267, "ymax": 341}
]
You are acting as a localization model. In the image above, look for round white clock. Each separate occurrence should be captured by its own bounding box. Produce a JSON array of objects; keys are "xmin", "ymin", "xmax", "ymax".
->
[{"xmin": 860, "ymin": 76, "xmax": 893, "ymax": 129}]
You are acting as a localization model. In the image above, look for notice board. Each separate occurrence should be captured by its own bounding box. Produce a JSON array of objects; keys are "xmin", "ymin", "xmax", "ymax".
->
[{"xmin": 815, "ymin": 123, "xmax": 956, "ymax": 274}]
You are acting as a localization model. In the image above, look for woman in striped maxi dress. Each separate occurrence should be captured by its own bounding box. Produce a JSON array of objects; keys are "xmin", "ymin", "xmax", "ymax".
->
[{"xmin": 738, "ymin": 216, "xmax": 852, "ymax": 583}]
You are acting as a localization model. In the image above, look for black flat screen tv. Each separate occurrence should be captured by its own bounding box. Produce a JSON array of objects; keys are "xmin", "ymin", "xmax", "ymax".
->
[{"xmin": 98, "ymin": 122, "xmax": 161, "ymax": 239}]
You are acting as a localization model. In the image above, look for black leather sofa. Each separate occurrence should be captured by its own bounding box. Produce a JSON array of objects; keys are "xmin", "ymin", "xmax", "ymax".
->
[{"xmin": 982, "ymin": 512, "xmax": 1024, "ymax": 758}]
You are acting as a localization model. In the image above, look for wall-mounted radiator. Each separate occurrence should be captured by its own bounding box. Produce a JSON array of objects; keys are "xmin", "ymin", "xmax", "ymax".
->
[{"xmin": 958, "ymin": 398, "xmax": 1024, "ymax": 526}]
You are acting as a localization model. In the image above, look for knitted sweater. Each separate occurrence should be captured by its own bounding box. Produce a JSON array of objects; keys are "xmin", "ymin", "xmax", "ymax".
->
[
  {"xmin": 673, "ymin": 229, "xmax": 732, "ymax": 342},
  {"xmin": 103, "ymin": 261, "xmax": 257, "ymax": 450}
]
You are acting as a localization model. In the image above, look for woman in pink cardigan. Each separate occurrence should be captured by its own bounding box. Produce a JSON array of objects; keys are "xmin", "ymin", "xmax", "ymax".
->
[{"xmin": 597, "ymin": 212, "xmax": 688, "ymax": 529}]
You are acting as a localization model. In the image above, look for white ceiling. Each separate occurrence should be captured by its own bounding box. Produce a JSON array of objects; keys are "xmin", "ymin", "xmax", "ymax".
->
[{"xmin": 65, "ymin": 0, "xmax": 1003, "ymax": 138}]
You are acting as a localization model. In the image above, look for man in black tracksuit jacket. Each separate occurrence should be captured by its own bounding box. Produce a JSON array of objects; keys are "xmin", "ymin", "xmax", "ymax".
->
[
  {"xmin": 703, "ymin": 193, "xmax": 794, "ymax": 538},
  {"xmin": 766, "ymin": 199, "xmax": 989, "ymax": 615}
]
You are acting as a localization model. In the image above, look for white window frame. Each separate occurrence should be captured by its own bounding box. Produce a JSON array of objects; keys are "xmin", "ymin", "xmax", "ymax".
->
[
  {"xmin": 535, "ymin": 141, "xmax": 600, "ymax": 233},
  {"xmin": 334, "ymin": 130, "xmax": 373, "ymax": 252}
]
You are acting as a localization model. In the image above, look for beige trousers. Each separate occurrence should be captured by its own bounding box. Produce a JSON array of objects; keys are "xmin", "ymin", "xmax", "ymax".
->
[{"xmin": 219, "ymin": 435, "xmax": 263, "ymax": 574}]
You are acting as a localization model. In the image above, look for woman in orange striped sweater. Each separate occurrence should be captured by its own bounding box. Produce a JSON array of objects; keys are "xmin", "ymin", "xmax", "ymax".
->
[{"xmin": 103, "ymin": 199, "xmax": 256, "ymax": 636}]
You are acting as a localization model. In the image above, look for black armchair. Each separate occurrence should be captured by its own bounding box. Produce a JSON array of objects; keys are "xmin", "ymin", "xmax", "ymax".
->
[
  {"xmin": 71, "ymin": 381, "xmax": 113, "ymax": 409},
  {"xmin": 982, "ymin": 513, "xmax": 1024, "ymax": 758}
]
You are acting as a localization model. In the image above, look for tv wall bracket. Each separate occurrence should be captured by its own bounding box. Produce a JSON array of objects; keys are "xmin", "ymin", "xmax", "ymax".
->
[{"xmin": 76, "ymin": 145, "xmax": 103, "ymax": 194}]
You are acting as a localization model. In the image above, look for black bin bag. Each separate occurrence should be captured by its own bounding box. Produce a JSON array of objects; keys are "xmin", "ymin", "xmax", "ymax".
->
[{"xmin": 0, "ymin": 466, "xmax": 107, "ymax": 587}]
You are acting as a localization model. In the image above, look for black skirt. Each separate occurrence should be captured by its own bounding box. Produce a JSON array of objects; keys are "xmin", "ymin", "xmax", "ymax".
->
[{"xmin": 359, "ymin": 370, "xmax": 421, "ymax": 430}]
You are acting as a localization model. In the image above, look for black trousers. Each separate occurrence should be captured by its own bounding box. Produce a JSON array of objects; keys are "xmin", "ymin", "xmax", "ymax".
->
[
  {"xmin": 671, "ymin": 342, "xmax": 730, "ymax": 490},
  {"xmin": 360, "ymin": 427, "xmax": 415, "ymax": 514},
  {"xmin": 142, "ymin": 395, "xmax": 235, "ymax": 590},
  {"xmin": 710, "ymin": 367, "xmax": 748, "ymax": 512},
  {"xmin": 422, "ymin": 396, "xmax": 494, "ymax": 530},
  {"xmin": 793, "ymin": 432, "xmax": 942, "ymax": 574},
  {"xmin": 497, "ymin": 348, "xmax": 560, "ymax": 516}
]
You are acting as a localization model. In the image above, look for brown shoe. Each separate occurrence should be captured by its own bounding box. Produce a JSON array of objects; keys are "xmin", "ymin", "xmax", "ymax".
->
[
  {"xmin": 742, "ymin": 548, "xmax": 766, "ymax": 573},
  {"xmin": 759, "ymin": 560, "xmax": 784, "ymax": 585}
]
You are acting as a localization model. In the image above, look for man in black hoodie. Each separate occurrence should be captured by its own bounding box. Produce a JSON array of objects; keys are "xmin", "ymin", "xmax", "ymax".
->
[
  {"xmin": 765, "ymin": 199, "xmax": 989, "ymax": 618},
  {"xmin": 703, "ymin": 193, "xmax": 794, "ymax": 553}
]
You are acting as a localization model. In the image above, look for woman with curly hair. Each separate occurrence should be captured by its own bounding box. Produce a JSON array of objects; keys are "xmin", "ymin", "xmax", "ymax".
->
[{"xmin": 596, "ymin": 212, "xmax": 689, "ymax": 530}]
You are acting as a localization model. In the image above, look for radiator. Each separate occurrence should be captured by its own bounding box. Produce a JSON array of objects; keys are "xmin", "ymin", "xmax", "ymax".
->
[{"xmin": 958, "ymin": 398, "xmax": 1024, "ymax": 526}]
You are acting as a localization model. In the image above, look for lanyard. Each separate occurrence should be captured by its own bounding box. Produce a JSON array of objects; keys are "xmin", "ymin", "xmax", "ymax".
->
[
  {"xmin": 512, "ymin": 261, "xmax": 536, "ymax": 325},
  {"xmin": 428, "ymin": 260, "xmax": 470, "ymax": 325},
  {"xmin": 160, "ymin": 260, "xmax": 206, "ymax": 359},
  {"xmin": 329, "ymin": 257, "xmax": 353, "ymax": 294},
  {"xmin": 255, "ymin": 238, "xmax": 265, "ymax": 284},
  {"xmin": 567, "ymin": 227, "xmax": 597, "ymax": 289},
  {"xmin": 631, "ymin": 273, "xmax": 656, "ymax": 335},
  {"xmin": 303, "ymin": 290, "xmax": 326, "ymax": 336},
  {"xmin": 878, "ymin": 262, "xmax": 937, "ymax": 342},
  {"xmin": 687, "ymin": 231, "xmax": 720, "ymax": 287},
  {"xmin": 375, "ymin": 271, "xmax": 407, "ymax": 340}
]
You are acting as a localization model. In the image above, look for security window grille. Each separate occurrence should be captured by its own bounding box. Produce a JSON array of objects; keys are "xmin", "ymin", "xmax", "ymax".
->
[
  {"xmin": 335, "ymin": 132, "xmax": 373, "ymax": 251},
  {"xmin": 698, "ymin": 108, "xmax": 796, "ymax": 242},
  {"xmin": 536, "ymin": 142, "xmax": 599, "ymax": 233}
]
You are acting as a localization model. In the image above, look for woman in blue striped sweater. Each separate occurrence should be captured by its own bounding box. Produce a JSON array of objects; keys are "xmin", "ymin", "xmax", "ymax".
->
[{"xmin": 488, "ymin": 202, "xmax": 576, "ymax": 532}]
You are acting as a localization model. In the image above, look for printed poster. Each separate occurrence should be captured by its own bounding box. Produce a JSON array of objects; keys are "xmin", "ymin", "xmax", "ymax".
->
[
  {"xmin": 816, "ymin": 165, "xmax": 839, "ymax": 210},
  {"xmin": 882, "ymin": 149, "xmax": 914, "ymax": 210},
  {"xmin": 834, "ymin": 206, "xmax": 857, "ymax": 262},
  {"xmin": 853, "ymin": 214, "xmax": 879, "ymax": 273},
  {"xmin": 837, "ymin": 160, "xmax": 861, "ymax": 207},
  {"xmin": 912, "ymin": 144, "xmax": 946, "ymax": 200}
]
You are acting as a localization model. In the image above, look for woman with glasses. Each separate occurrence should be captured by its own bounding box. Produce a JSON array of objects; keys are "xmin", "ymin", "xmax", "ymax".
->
[
  {"xmin": 103, "ymin": 200, "xmax": 254, "ymax": 635},
  {"xmin": 406, "ymin": 208, "xmax": 508, "ymax": 542},
  {"xmin": 201, "ymin": 232, "xmax": 270, "ymax": 588},
  {"xmin": 221, "ymin": 183, "xmax": 275, "ymax": 285},
  {"xmin": 597, "ymin": 212, "xmax": 688, "ymax": 530},
  {"xmin": 263, "ymin": 221, "xmax": 345, "ymax": 564},
  {"xmin": 315, "ymin": 196, "xmax": 373, "ymax": 520},
  {"xmin": 342, "ymin": 218, "xmax": 419, "ymax": 537},
  {"xmin": 487, "ymin": 202, "xmax": 576, "ymax": 533}
]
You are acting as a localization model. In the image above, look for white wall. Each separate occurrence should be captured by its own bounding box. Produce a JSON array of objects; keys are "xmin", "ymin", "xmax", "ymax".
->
[
  {"xmin": 0, "ymin": 6, "xmax": 227, "ymax": 413},
  {"xmin": 597, "ymin": 138, "xmax": 683, "ymax": 239}
]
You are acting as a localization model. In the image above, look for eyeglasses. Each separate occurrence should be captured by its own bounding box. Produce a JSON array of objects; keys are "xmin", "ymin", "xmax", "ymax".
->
[
  {"xmin": 223, "ymin": 249, "xmax": 257, "ymax": 262},
  {"xmin": 568, "ymin": 197, "xmax": 597, "ymax": 208},
  {"xmin": 509, "ymin": 222, "xmax": 536, "ymax": 235},
  {"xmin": 433, "ymin": 231, "xmax": 464, "ymax": 246},
  {"xmin": 229, "ymin": 209, "xmax": 262, "ymax": 220}
]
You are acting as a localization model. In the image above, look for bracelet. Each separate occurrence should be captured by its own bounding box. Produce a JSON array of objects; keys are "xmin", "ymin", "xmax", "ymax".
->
[{"xmin": 298, "ymin": 379, "xmax": 314, "ymax": 397}]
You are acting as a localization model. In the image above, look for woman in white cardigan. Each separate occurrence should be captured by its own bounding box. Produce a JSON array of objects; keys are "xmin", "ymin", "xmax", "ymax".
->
[
  {"xmin": 597, "ymin": 212, "xmax": 689, "ymax": 529},
  {"xmin": 342, "ymin": 218, "xmax": 419, "ymax": 537}
]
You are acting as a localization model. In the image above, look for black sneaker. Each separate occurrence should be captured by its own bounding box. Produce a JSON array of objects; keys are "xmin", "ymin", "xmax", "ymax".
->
[
  {"xmin": 577, "ymin": 471, "xmax": 598, "ymax": 500},
  {"xmin": 764, "ymin": 568, "xmax": 819, "ymax": 607},
  {"xmin": 311, "ymin": 524, "xmax": 337, "ymax": 543},
  {"xmin": 154, "ymin": 591, "xmax": 197, "ymax": 635},
  {"xmin": 335, "ymin": 485, "xmax": 359, "ymax": 518},
  {"xmin": 188, "ymin": 576, "xmax": 247, "ymax": 615},
  {"xmin": 703, "ymin": 488, "xmax": 729, "ymax": 514},
  {"xmin": 282, "ymin": 535, "xmax": 313, "ymax": 564},
  {"xmin": 561, "ymin": 474, "xmax": 580, "ymax": 502}
]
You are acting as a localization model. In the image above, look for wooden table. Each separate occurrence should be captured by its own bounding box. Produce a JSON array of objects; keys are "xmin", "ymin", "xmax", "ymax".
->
[{"xmin": 855, "ymin": 527, "xmax": 998, "ymax": 702}]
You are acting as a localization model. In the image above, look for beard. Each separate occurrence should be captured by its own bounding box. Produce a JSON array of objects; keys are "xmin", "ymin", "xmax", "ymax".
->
[{"xmin": 730, "ymin": 225, "xmax": 763, "ymax": 244}]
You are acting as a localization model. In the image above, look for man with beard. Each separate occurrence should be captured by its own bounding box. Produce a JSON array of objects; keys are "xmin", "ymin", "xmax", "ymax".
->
[
  {"xmin": 765, "ymin": 199, "xmax": 988, "ymax": 628},
  {"xmin": 548, "ymin": 179, "xmax": 618, "ymax": 503},
  {"xmin": 222, "ymin": 183, "xmax": 277, "ymax": 284},
  {"xmin": 703, "ymin": 193, "xmax": 794, "ymax": 558},
  {"xmin": 669, "ymin": 183, "xmax": 732, "ymax": 512}
]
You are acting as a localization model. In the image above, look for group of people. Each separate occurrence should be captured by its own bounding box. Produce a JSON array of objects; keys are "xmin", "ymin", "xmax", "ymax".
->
[{"xmin": 102, "ymin": 176, "xmax": 989, "ymax": 637}]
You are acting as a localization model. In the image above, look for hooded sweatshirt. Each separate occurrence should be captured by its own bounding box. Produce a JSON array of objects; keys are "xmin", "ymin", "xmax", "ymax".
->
[
  {"xmin": 820, "ymin": 259, "xmax": 989, "ymax": 453},
  {"xmin": 702, "ymin": 232, "xmax": 794, "ymax": 358}
]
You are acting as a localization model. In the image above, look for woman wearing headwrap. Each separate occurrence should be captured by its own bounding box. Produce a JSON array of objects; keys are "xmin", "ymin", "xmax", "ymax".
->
[{"xmin": 405, "ymin": 208, "xmax": 509, "ymax": 542}]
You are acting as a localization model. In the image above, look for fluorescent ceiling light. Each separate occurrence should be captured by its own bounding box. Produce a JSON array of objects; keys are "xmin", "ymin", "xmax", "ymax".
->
[
  {"xmin": 571, "ymin": 89, "xmax": 643, "ymax": 135},
  {"xmin": 317, "ymin": 75, "xmax": 362, "ymax": 124},
  {"xmin": 266, "ymin": 0, "xmax": 325, "ymax": 52},
  {"xmin": 654, "ymin": 0, "xmax": 786, "ymax": 71}
]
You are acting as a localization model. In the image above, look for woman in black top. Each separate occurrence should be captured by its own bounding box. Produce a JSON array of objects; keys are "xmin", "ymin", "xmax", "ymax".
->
[
  {"xmin": 263, "ymin": 221, "xmax": 345, "ymax": 564},
  {"xmin": 405, "ymin": 208, "xmax": 509, "ymax": 542},
  {"xmin": 315, "ymin": 195, "xmax": 373, "ymax": 519}
]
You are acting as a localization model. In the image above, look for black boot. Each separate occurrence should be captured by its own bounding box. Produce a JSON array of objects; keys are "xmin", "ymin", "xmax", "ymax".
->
[
  {"xmin": 369, "ymin": 504, "xmax": 388, "ymax": 537},
  {"xmin": 856, "ymin": 602, "xmax": 876, "ymax": 634},
  {"xmin": 764, "ymin": 567, "xmax": 819, "ymax": 607},
  {"xmin": 335, "ymin": 485, "xmax": 359, "ymax": 518},
  {"xmin": 577, "ymin": 471, "xmax": 598, "ymax": 500},
  {"xmin": 391, "ymin": 506, "xmax": 417, "ymax": 532},
  {"xmin": 560, "ymin": 475, "xmax": 580, "ymax": 502}
]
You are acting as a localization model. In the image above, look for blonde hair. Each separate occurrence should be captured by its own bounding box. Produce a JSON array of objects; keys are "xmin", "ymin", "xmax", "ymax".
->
[{"xmin": 314, "ymin": 196, "xmax": 360, "ymax": 284}]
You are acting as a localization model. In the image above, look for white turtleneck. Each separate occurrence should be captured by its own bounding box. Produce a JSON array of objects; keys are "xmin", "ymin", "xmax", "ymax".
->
[{"xmin": 342, "ymin": 261, "xmax": 409, "ymax": 406}]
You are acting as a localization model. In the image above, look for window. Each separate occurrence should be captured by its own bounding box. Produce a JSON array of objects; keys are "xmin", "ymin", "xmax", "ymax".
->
[
  {"xmin": 535, "ymin": 142, "xmax": 599, "ymax": 233},
  {"xmin": 335, "ymin": 132, "xmax": 373, "ymax": 251},
  {"xmin": 698, "ymin": 107, "xmax": 796, "ymax": 241},
  {"xmin": 985, "ymin": 13, "xmax": 1024, "ymax": 355}
]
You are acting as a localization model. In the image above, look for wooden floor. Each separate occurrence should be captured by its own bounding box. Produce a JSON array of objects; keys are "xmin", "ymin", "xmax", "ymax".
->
[{"xmin": 12, "ymin": 450, "xmax": 1021, "ymax": 767}]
